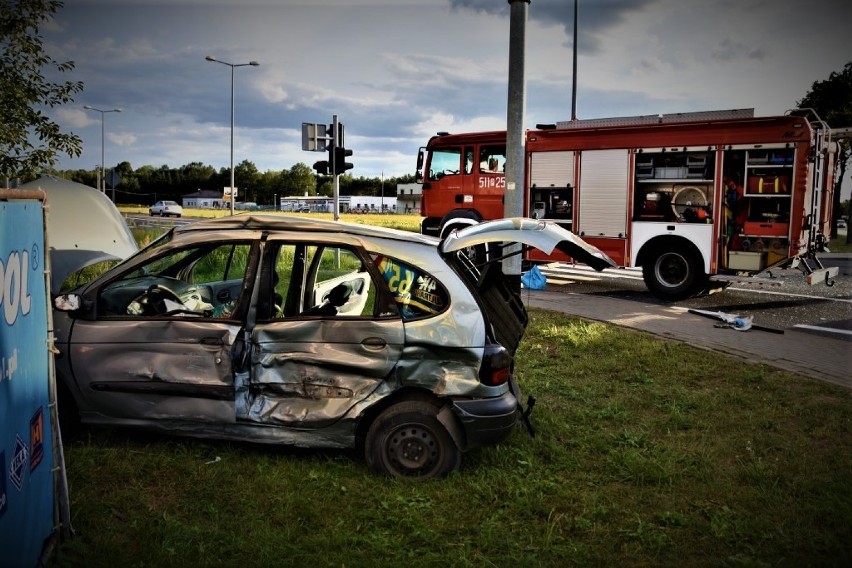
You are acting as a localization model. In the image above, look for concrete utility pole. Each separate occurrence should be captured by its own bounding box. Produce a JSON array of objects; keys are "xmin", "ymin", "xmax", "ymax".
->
[
  {"xmin": 571, "ymin": 0, "xmax": 578, "ymax": 121},
  {"xmin": 503, "ymin": 0, "xmax": 530, "ymax": 281}
]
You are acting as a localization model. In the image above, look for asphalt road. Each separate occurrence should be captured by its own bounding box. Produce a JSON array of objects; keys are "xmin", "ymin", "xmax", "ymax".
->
[{"xmin": 539, "ymin": 253, "xmax": 852, "ymax": 341}]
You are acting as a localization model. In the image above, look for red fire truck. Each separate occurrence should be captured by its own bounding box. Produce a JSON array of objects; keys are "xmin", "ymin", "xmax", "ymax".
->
[{"xmin": 416, "ymin": 109, "xmax": 838, "ymax": 298}]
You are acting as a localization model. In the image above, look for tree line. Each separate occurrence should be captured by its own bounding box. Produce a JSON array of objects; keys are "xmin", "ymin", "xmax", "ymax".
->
[{"xmin": 45, "ymin": 160, "xmax": 416, "ymax": 206}]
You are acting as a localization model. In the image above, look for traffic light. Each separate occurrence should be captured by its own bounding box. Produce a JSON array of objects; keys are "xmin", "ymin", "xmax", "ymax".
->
[
  {"xmin": 312, "ymin": 160, "xmax": 330, "ymax": 175},
  {"xmin": 333, "ymin": 146, "xmax": 353, "ymax": 173}
]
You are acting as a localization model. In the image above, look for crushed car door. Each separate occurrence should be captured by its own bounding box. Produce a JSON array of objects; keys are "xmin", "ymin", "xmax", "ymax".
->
[
  {"xmin": 66, "ymin": 240, "xmax": 257, "ymax": 423},
  {"xmin": 243, "ymin": 241, "xmax": 404, "ymax": 429}
]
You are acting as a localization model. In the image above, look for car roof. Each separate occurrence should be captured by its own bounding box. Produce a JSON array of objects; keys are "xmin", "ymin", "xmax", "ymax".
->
[{"xmin": 175, "ymin": 214, "xmax": 440, "ymax": 246}]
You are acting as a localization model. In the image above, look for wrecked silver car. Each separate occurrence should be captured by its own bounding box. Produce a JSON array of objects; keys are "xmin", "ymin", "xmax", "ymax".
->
[{"xmin": 53, "ymin": 215, "xmax": 614, "ymax": 477}]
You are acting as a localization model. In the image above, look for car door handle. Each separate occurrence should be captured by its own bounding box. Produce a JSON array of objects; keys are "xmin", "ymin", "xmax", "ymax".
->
[
  {"xmin": 361, "ymin": 337, "xmax": 387, "ymax": 349},
  {"xmin": 200, "ymin": 337, "xmax": 224, "ymax": 346}
]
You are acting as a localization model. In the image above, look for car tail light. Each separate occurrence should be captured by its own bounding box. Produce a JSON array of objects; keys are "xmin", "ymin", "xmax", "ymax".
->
[{"xmin": 479, "ymin": 344, "xmax": 512, "ymax": 386}]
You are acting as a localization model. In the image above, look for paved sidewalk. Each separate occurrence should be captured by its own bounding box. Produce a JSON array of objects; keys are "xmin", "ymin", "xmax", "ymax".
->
[{"xmin": 524, "ymin": 289, "xmax": 851, "ymax": 390}]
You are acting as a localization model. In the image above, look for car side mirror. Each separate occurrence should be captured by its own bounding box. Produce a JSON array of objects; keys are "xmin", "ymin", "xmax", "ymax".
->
[{"xmin": 54, "ymin": 293, "xmax": 81, "ymax": 312}]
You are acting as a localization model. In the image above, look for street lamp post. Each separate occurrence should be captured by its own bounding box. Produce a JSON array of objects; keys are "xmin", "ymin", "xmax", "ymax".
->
[
  {"xmin": 205, "ymin": 55, "xmax": 259, "ymax": 216},
  {"xmin": 83, "ymin": 105, "xmax": 121, "ymax": 198}
]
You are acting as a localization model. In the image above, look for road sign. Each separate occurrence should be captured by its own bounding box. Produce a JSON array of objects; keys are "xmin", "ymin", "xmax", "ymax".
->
[
  {"xmin": 106, "ymin": 170, "xmax": 121, "ymax": 189},
  {"xmin": 302, "ymin": 123, "xmax": 332, "ymax": 152}
]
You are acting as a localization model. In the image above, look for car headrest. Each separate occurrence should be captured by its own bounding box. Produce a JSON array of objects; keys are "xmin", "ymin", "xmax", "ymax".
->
[{"xmin": 326, "ymin": 281, "xmax": 354, "ymax": 307}]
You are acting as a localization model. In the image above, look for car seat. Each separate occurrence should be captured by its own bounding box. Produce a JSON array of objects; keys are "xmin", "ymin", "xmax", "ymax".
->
[
  {"xmin": 272, "ymin": 272, "xmax": 284, "ymax": 317},
  {"xmin": 300, "ymin": 280, "xmax": 360, "ymax": 317}
]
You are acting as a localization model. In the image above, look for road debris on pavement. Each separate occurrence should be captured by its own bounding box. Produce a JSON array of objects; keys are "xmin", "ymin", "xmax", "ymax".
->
[{"xmin": 687, "ymin": 308, "xmax": 784, "ymax": 334}]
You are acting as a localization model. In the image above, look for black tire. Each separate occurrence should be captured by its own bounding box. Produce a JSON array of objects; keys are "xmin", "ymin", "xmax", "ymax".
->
[
  {"xmin": 642, "ymin": 245, "xmax": 706, "ymax": 300},
  {"xmin": 364, "ymin": 401, "xmax": 461, "ymax": 478}
]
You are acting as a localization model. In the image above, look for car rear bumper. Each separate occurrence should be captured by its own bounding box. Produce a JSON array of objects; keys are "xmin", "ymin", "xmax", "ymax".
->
[{"xmin": 448, "ymin": 390, "xmax": 520, "ymax": 450}]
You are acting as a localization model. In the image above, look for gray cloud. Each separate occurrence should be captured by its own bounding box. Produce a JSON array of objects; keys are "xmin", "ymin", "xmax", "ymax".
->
[
  {"xmin": 37, "ymin": 0, "xmax": 852, "ymax": 187},
  {"xmin": 449, "ymin": 0, "xmax": 659, "ymax": 54}
]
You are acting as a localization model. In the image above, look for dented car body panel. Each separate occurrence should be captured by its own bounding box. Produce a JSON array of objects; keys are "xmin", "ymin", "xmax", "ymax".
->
[{"xmin": 53, "ymin": 215, "xmax": 614, "ymax": 475}]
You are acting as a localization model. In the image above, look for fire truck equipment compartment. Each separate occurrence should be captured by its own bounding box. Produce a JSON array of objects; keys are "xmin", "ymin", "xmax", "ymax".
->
[{"xmin": 728, "ymin": 251, "xmax": 766, "ymax": 271}]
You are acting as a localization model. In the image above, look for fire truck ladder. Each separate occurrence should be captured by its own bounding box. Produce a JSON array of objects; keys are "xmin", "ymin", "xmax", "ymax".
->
[{"xmin": 787, "ymin": 108, "xmax": 839, "ymax": 286}]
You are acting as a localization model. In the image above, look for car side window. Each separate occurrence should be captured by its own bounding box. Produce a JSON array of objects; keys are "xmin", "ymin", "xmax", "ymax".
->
[
  {"xmin": 300, "ymin": 245, "xmax": 376, "ymax": 318},
  {"xmin": 373, "ymin": 254, "xmax": 448, "ymax": 319},
  {"xmin": 264, "ymin": 243, "xmax": 387, "ymax": 319},
  {"xmin": 479, "ymin": 145, "xmax": 506, "ymax": 174},
  {"xmin": 98, "ymin": 242, "xmax": 253, "ymax": 319}
]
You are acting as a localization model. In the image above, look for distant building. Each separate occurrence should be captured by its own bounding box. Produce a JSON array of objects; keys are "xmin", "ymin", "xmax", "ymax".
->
[
  {"xmin": 396, "ymin": 183, "xmax": 422, "ymax": 213},
  {"xmin": 279, "ymin": 195, "xmax": 400, "ymax": 213},
  {"xmin": 347, "ymin": 195, "xmax": 398, "ymax": 213},
  {"xmin": 182, "ymin": 189, "xmax": 227, "ymax": 209}
]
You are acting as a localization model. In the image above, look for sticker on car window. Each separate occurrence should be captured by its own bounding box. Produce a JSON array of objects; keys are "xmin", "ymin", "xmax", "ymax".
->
[{"xmin": 375, "ymin": 256, "xmax": 446, "ymax": 318}]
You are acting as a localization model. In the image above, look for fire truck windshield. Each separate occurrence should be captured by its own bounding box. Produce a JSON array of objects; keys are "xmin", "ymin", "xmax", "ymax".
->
[{"xmin": 428, "ymin": 148, "xmax": 461, "ymax": 180}]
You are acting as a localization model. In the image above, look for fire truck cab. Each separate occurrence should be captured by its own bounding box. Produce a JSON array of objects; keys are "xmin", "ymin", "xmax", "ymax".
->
[{"xmin": 417, "ymin": 109, "xmax": 837, "ymax": 299}]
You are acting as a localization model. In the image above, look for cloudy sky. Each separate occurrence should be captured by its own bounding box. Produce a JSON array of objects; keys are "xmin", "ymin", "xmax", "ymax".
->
[{"xmin": 44, "ymin": 0, "xmax": 850, "ymax": 189}]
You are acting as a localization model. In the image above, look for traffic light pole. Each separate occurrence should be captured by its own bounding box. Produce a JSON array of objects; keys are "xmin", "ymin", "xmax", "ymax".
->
[
  {"xmin": 303, "ymin": 114, "xmax": 353, "ymax": 221},
  {"xmin": 332, "ymin": 114, "xmax": 340, "ymax": 221}
]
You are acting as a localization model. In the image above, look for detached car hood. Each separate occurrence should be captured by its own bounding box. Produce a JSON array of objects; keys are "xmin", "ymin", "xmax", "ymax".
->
[
  {"xmin": 441, "ymin": 217, "xmax": 617, "ymax": 271},
  {"xmin": 19, "ymin": 176, "xmax": 138, "ymax": 292}
]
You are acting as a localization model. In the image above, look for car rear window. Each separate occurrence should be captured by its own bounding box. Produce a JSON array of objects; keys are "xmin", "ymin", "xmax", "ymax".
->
[{"xmin": 373, "ymin": 255, "xmax": 448, "ymax": 319}]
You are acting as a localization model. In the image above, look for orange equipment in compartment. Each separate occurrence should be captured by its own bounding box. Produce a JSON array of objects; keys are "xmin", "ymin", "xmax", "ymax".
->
[{"xmin": 747, "ymin": 174, "xmax": 789, "ymax": 194}]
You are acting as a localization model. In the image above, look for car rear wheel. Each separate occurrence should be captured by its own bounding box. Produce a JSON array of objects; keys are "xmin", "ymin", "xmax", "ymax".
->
[{"xmin": 364, "ymin": 401, "xmax": 461, "ymax": 478}]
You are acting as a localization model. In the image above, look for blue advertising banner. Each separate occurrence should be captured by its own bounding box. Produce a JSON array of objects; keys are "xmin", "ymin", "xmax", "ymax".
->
[{"xmin": 0, "ymin": 200, "xmax": 54, "ymax": 567}]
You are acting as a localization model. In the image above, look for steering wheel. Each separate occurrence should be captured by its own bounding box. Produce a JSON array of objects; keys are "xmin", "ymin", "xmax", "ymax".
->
[{"xmin": 130, "ymin": 284, "xmax": 186, "ymax": 315}]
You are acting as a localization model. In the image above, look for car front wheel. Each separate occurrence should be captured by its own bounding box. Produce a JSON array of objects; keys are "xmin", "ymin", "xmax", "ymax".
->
[{"xmin": 364, "ymin": 401, "xmax": 461, "ymax": 478}]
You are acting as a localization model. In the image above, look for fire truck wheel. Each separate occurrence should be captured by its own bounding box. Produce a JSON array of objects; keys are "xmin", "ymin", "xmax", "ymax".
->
[{"xmin": 642, "ymin": 245, "xmax": 705, "ymax": 300}]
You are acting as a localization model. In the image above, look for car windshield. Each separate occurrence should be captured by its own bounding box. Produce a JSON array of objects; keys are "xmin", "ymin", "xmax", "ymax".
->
[{"xmin": 99, "ymin": 228, "xmax": 175, "ymax": 277}]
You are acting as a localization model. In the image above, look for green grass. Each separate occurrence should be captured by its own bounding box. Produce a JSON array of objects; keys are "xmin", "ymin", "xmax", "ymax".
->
[
  {"xmin": 829, "ymin": 234, "xmax": 852, "ymax": 253},
  {"xmin": 51, "ymin": 310, "xmax": 852, "ymax": 567},
  {"xmin": 122, "ymin": 206, "xmax": 423, "ymax": 233}
]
